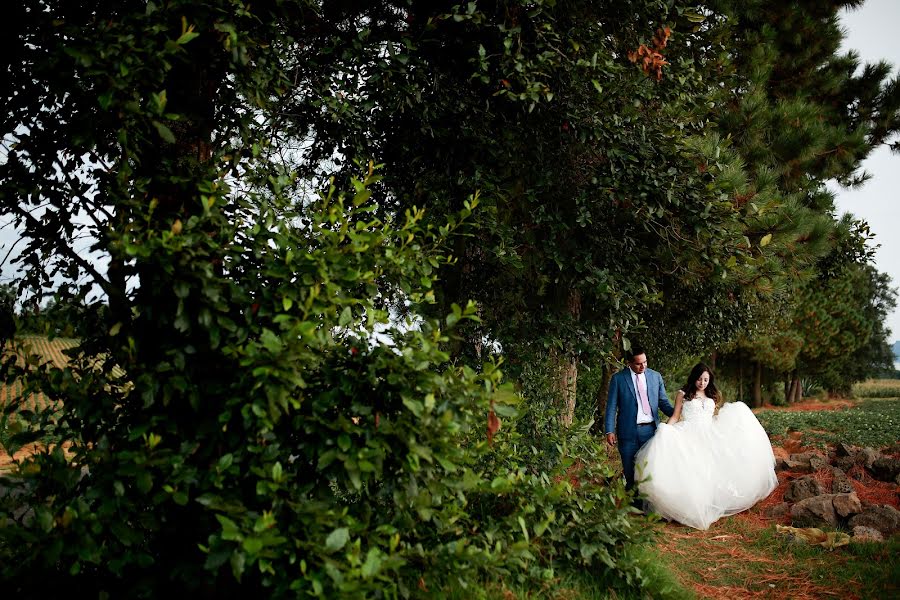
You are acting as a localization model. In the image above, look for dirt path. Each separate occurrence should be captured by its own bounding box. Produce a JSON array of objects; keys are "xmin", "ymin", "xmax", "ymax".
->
[
  {"xmin": 655, "ymin": 510, "xmax": 839, "ymax": 600},
  {"xmin": 655, "ymin": 435, "xmax": 898, "ymax": 600}
]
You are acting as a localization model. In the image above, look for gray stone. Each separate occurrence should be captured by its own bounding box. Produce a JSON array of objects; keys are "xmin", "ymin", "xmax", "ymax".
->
[
  {"xmin": 787, "ymin": 452, "xmax": 829, "ymax": 474},
  {"xmin": 832, "ymin": 492, "xmax": 862, "ymax": 518},
  {"xmin": 783, "ymin": 459, "xmax": 813, "ymax": 473},
  {"xmin": 790, "ymin": 452, "xmax": 822, "ymax": 465},
  {"xmin": 809, "ymin": 455, "xmax": 829, "ymax": 471},
  {"xmin": 763, "ymin": 502, "xmax": 790, "ymax": 519},
  {"xmin": 774, "ymin": 457, "xmax": 790, "ymax": 471},
  {"xmin": 852, "ymin": 525, "xmax": 883, "ymax": 543},
  {"xmin": 834, "ymin": 456, "xmax": 856, "ymax": 472},
  {"xmin": 835, "ymin": 442, "xmax": 857, "ymax": 457},
  {"xmin": 848, "ymin": 505, "xmax": 900, "ymax": 536},
  {"xmin": 856, "ymin": 447, "xmax": 880, "ymax": 469},
  {"xmin": 832, "ymin": 468, "xmax": 854, "ymax": 494},
  {"xmin": 870, "ymin": 456, "xmax": 900, "ymax": 483},
  {"xmin": 791, "ymin": 495, "xmax": 839, "ymax": 528},
  {"xmin": 784, "ymin": 476, "xmax": 825, "ymax": 503}
]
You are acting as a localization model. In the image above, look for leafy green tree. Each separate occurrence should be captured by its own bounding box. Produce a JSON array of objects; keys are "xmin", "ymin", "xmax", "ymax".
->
[
  {"xmin": 264, "ymin": 1, "xmax": 789, "ymax": 424},
  {"xmin": 0, "ymin": 2, "xmax": 650, "ymax": 596},
  {"xmin": 793, "ymin": 258, "xmax": 897, "ymax": 396}
]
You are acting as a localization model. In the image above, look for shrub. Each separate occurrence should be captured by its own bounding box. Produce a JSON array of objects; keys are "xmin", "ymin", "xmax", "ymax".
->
[{"xmin": 0, "ymin": 175, "xmax": 647, "ymax": 597}]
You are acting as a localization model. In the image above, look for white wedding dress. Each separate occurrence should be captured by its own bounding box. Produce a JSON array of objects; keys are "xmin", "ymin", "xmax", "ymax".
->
[{"xmin": 634, "ymin": 398, "xmax": 777, "ymax": 530}]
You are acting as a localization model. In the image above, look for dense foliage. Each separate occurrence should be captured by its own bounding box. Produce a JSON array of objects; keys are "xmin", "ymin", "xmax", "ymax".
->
[{"xmin": 0, "ymin": 1, "xmax": 652, "ymax": 596}]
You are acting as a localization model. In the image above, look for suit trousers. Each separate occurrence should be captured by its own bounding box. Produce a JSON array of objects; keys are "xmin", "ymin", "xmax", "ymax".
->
[{"xmin": 618, "ymin": 422, "xmax": 657, "ymax": 490}]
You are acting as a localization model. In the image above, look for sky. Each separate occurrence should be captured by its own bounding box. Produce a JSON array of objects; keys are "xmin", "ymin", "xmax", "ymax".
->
[{"xmin": 833, "ymin": 0, "xmax": 900, "ymax": 343}]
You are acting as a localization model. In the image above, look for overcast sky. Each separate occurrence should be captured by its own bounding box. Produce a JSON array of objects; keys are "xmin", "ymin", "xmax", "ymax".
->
[{"xmin": 833, "ymin": 0, "xmax": 900, "ymax": 343}]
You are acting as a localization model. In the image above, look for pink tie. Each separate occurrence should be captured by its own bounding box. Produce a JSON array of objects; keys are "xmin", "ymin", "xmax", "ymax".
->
[{"xmin": 637, "ymin": 374, "xmax": 651, "ymax": 416}]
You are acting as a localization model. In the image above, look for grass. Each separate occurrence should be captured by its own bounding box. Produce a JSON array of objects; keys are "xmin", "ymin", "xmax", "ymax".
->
[
  {"xmin": 656, "ymin": 513, "xmax": 900, "ymax": 600},
  {"xmin": 434, "ymin": 542, "xmax": 694, "ymax": 599},
  {"xmin": 752, "ymin": 526, "xmax": 900, "ymax": 597},
  {"xmin": 755, "ymin": 398, "xmax": 900, "ymax": 449}
]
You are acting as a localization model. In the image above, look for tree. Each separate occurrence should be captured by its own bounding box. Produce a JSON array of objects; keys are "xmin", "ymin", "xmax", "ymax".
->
[
  {"xmin": 708, "ymin": 0, "xmax": 900, "ymax": 397},
  {"xmin": 0, "ymin": 2, "xmax": 651, "ymax": 596},
  {"xmin": 793, "ymin": 237, "xmax": 897, "ymax": 396},
  {"xmin": 262, "ymin": 1, "xmax": 791, "ymax": 424}
]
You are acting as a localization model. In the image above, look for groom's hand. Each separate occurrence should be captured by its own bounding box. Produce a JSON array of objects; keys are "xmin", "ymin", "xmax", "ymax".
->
[{"xmin": 606, "ymin": 433, "xmax": 617, "ymax": 446}]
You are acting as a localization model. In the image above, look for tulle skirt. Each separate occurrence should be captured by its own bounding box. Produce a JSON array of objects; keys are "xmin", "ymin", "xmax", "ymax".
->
[{"xmin": 634, "ymin": 402, "xmax": 777, "ymax": 530}]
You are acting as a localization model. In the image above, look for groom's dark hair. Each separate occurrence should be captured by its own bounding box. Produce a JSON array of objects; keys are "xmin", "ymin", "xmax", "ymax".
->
[{"xmin": 625, "ymin": 346, "xmax": 646, "ymax": 361}]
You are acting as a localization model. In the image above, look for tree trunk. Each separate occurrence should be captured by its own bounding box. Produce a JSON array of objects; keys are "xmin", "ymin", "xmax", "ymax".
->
[
  {"xmin": 556, "ymin": 289, "xmax": 582, "ymax": 427},
  {"xmin": 709, "ymin": 350, "xmax": 717, "ymax": 371},
  {"xmin": 559, "ymin": 356, "xmax": 578, "ymax": 427},
  {"xmin": 751, "ymin": 360, "xmax": 762, "ymax": 408},
  {"xmin": 739, "ymin": 352, "xmax": 744, "ymax": 404},
  {"xmin": 789, "ymin": 371, "xmax": 802, "ymax": 403}
]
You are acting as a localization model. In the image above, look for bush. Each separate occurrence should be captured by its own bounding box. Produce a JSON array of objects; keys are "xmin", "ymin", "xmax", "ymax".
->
[{"xmin": 0, "ymin": 175, "xmax": 647, "ymax": 598}]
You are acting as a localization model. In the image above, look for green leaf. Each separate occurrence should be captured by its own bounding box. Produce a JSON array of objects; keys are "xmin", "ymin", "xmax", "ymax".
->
[
  {"xmin": 352, "ymin": 190, "xmax": 372, "ymax": 206},
  {"xmin": 176, "ymin": 30, "xmax": 200, "ymax": 45},
  {"xmin": 230, "ymin": 551, "xmax": 246, "ymax": 582},
  {"xmin": 684, "ymin": 11, "xmax": 706, "ymax": 23},
  {"xmin": 361, "ymin": 548, "xmax": 382, "ymax": 578},
  {"xmin": 325, "ymin": 527, "xmax": 349, "ymax": 552},
  {"xmin": 176, "ymin": 17, "xmax": 200, "ymax": 45},
  {"xmin": 152, "ymin": 120, "xmax": 176, "ymax": 143},
  {"xmin": 217, "ymin": 515, "xmax": 243, "ymax": 542},
  {"xmin": 136, "ymin": 471, "xmax": 153, "ymax": 494}
]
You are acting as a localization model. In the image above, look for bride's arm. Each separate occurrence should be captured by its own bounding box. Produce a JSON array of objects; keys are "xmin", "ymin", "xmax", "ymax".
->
[{"xmin": 667, "ymin": 390, "xmax": 684, "ymax": 424}]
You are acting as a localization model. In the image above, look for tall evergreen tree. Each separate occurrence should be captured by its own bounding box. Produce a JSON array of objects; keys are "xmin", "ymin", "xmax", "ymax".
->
[{"xmin": 708, "ymin": 0, "xmax": 900, "ymax": 399}]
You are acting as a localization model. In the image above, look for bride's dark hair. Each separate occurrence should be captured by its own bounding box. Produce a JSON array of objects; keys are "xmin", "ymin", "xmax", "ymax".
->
[{"xmin": 681, "ymin": 362, "xmax": 721, "ymax": 402}]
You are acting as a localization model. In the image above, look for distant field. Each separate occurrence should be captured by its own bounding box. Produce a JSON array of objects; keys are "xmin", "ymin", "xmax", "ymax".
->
[
  {"xmin": 756, "ymin": 397, "xmax": 900, "ymax": 449},
  {"xmin": 853, "ymin": 378, "xmax": 900, "ymax": 399},
  {"xmin": 0, "ymin": 336, "xmax": 80, "ymax": 411}
]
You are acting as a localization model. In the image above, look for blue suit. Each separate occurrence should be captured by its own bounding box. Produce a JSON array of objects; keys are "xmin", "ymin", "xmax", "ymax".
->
[{"xmin": 604, "ymin": 367, "xmax": 674, "ymax": 489}]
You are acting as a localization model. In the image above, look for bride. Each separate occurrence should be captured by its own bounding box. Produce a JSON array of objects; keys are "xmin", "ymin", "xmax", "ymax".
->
[{"xmin": 634, "ymin": 362, "xmax": 778, "ymax": 530}]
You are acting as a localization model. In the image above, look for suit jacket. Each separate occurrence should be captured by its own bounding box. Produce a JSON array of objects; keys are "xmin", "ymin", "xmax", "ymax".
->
[{"xmin": 604, "ymin": 367, "xmax": 674, "ymax": 438}]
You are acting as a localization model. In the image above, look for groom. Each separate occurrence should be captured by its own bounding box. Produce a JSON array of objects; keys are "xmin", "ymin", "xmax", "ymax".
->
[{"xmin": 604, "ymin": 346, "xmax": 674, "ymax": 491}]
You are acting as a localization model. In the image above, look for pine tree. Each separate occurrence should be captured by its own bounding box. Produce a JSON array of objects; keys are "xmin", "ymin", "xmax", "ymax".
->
[{"xmin": 710, "ymin": 0, "xmax": 900, "ymax": 399}]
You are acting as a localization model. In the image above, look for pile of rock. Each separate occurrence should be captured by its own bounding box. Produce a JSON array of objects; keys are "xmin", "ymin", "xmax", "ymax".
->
[{"xmin": 764, "ymin": 442, "xmax": 900, "ymax": 543}]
